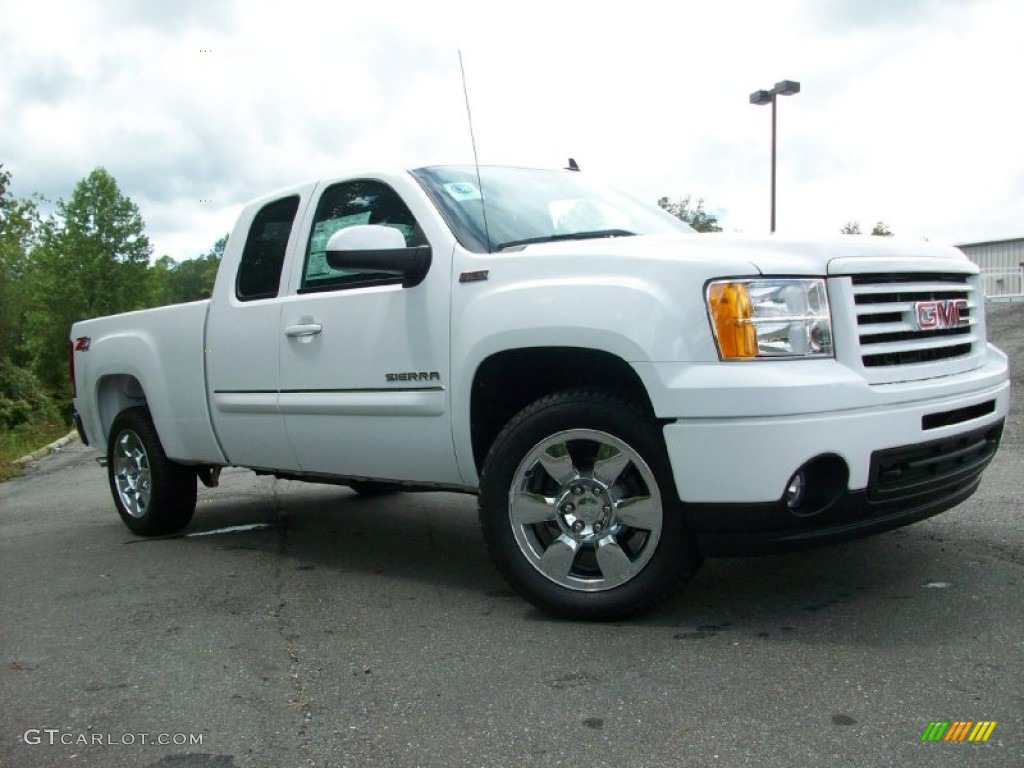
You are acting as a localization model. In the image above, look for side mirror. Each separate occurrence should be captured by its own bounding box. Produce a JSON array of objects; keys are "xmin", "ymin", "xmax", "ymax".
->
[{"xmin": 325, "ymin": 225, "xmax": 431, "ymax": 288}]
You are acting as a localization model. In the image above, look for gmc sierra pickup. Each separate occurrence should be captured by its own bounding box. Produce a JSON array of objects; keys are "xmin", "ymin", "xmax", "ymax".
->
[{"xmin": 70, "ymin": 164, "xmax": 1010, "ymax": 619}]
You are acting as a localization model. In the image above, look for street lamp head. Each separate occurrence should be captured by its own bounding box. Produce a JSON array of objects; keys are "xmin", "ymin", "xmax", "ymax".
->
[
  {"xmin": 772, "ymin": 80, "xmax": 801, "ymax": 97},
  {"xmin": 749, "ymin": 89, "xmax": 773, "ymax": 106}
]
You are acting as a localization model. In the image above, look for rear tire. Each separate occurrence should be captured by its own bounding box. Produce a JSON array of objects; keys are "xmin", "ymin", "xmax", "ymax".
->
[
  {"xmin": 478, "ymin": 389, "xmax": 701, "ymax": 621},
  {"xmin": 107, "ymin": 407, "xmax": 196, "ymax": 536}
]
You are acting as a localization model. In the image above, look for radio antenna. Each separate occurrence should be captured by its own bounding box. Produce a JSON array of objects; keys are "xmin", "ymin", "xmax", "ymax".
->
[{"xmin": 458, "ymin": 50, "xmax": 492, "ymax": 253}]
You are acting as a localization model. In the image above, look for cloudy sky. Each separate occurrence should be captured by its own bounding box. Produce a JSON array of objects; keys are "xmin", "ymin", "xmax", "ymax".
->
[{"xmin": 1, "ymin": 0, "xmax": 1021, "ymax": 261}]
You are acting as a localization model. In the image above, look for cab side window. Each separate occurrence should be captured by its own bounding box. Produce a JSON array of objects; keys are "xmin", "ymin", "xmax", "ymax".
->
[
  {"xmin": 236, "ymin": 195, "xmax": 300, "ymax": 301},
  {"xmin": 301, "ymin": 180, "xmax": 425, "ymax": 293}
]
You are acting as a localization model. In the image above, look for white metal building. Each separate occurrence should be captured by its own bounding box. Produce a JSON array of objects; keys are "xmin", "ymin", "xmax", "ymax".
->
[{"xmin": 956, "ymin": 236, "xmax": 1024, "ymax": 299}]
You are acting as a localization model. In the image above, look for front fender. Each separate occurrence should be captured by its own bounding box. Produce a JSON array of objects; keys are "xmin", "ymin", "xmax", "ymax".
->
[{"xmin": 450, "ymin": 273, "xmax": 715, "ymax": 485}]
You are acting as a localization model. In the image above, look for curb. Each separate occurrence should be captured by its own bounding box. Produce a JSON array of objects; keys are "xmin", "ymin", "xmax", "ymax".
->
[{"xmin": 12, "ymin": 430, "xmax": 80, "ymax": 468}]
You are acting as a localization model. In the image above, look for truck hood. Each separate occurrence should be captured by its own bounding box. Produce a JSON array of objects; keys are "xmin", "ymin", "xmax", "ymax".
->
[{"xmin": 512, "ymin": 232, "xmax": 976, "ymax": 276}]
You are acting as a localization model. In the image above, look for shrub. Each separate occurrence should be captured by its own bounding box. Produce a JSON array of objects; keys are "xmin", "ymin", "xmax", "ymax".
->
[{"xmin": 0, "ymin": 359, "xmax": 60, "ymax": 431}]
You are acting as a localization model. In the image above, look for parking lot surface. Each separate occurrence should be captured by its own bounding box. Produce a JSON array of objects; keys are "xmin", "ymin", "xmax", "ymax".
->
[{"xmin": 2, "ymin": 304, "xmax": 1022, "ymax": 768}]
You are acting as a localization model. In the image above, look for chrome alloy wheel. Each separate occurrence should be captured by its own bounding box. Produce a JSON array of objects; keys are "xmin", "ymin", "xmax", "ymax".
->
[
  {"xmin": 508, "ymin": 429, "xmax": 663, "ymax": 592},
  {"xmin": 112, "ymin": 429, "xmax": 152, "ymax": 518}
]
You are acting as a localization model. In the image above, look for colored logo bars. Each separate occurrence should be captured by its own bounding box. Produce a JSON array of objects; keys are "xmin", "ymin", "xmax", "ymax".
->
[{"xmin": 921, "ymin": 721, "xmax": 997, "ymax": 742}]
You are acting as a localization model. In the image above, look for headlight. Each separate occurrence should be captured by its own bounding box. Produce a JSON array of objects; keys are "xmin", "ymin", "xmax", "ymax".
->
[{"xmin": 706, "ymin": 278, "xmax": 833, "ymax": 360}]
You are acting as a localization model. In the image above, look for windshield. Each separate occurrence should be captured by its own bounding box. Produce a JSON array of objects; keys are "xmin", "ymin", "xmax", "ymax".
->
[{"xmin": 411, "ymin": 165, "xmax": 694, "ymax": 253}]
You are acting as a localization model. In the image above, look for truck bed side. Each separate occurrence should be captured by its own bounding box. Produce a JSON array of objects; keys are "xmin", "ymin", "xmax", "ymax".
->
[{"xmin": 71, "ymin": 300, "xmax": 226, "ymax": 464}]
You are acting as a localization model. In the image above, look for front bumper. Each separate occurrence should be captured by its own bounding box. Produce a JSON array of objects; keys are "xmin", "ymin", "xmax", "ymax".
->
[
  {"xmin": 688, "ymin": 420, "xmax": 1003, "ymax": 556},
  {"xmin": 656, "ymin": 349, "xmax": 1009, "ymax": 504},
  {"xmin": 650, "ymin": 346, "xmax": 1010, "ymax": 556}
]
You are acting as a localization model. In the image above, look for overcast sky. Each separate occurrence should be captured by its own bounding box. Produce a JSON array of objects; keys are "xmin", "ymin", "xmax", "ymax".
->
[{"xmin": 2, "ymin": 0, "xmax": 1021, "ymax": 261}]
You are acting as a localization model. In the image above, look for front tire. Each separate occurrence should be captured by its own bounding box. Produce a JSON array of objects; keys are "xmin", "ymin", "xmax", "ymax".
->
[
  {"xmin": 479, "ymin": 390, "xmax": 701, "ymax": 620},
  {"xmin": 108, "ymin": 407, "xmax": 196, "ymax": 536}
]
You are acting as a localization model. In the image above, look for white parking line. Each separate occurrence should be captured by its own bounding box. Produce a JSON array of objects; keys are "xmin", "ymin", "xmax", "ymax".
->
[{"xmin": 186, "ymin": 523, "xmax": 274, "ymax": 537}]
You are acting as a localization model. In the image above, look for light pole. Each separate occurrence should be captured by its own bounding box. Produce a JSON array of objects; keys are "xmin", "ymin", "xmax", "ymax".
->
[{"xmin": 750, "ymin": 79, "xmax": 800, "ymax": 233}]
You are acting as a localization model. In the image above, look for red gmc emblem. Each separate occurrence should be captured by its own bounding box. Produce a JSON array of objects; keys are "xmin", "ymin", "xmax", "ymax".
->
[{"xmin": 914, "ymin": 299, "xmax": 968, "ymax": 330}]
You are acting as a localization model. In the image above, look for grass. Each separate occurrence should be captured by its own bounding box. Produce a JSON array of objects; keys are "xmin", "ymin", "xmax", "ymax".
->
[{"xmin": 0, "ymin": 419, "xmax": 73, "ymax": 482}]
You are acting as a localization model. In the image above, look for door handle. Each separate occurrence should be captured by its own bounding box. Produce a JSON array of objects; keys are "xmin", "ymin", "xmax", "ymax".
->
[{"xmin": 284, "ymin": 323, "xmax": 323, "ymax": 338}]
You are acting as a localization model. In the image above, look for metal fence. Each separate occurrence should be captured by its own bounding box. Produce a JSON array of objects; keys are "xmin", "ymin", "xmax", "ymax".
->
[{"xmin": 980, "ymin": 267, "xmax": 1024, "ymax": 301}]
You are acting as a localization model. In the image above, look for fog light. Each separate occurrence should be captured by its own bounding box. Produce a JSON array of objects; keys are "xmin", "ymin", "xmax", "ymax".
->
[{"xmin": 785, "ymin": 471, "xmax": 806, "ymax": 509}]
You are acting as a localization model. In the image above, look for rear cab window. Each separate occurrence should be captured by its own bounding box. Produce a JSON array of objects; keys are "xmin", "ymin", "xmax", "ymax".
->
[{"xmin": 236, "ymin": 195, "xmax": 301, "ymax": 301}]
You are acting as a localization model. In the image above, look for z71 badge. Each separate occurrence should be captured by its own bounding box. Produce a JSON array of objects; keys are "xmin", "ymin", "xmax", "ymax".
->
[{"xmin": 386, "ymin": 371, "xmax": 441, "ymax": 382}]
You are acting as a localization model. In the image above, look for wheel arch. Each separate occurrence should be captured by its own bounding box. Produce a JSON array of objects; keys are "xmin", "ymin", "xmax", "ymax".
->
[
  {"xmin": 469, "ymin": 347, "xmax": 655, "ymax": 477},
  {"xmin": 96, "ymin": 374, "xmax": 149, "ymax": 448}
]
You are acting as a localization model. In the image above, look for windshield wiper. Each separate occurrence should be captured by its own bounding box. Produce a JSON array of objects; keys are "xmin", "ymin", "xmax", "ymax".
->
[{"xmin": 495, "ymin": 229, "xmax": 636, "ymax": 251}]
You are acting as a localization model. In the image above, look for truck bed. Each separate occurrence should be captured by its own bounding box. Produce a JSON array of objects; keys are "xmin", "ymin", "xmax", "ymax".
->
[{"xmin": 71, "ymin": 300, "xmax": 225, "ymax": 465}]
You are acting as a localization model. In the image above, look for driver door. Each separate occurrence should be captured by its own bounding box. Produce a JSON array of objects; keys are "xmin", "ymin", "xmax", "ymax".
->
[{"xmin": 277, "ymin": 178, "xmax": 459, "ymax": 484}]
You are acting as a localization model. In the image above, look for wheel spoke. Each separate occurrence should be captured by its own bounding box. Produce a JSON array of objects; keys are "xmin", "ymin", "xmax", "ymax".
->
[
  {"xmin": 616, "ymin": 495, "xmax": 660, "ymax": 530},
  {"xmin": 539, "ymin": 535, "xmax": 578, "ymax": 581},
  {"xmin": 595, "ymin": 538, "xmax": 632, "ymax": 582},
  {"xmin": 505, "ymin": 425, "xmax": 668, "ymax": 596},
  {"xmin": 592, "ymin": 444, "xmax": 630, "ymax": 487},
  {"xmin": 538, "ymin": 442, "xmax": 578, "ymax": 486},
  {"xmin": 511, "ymin": 492, "xmax": 557, "ymax": 525},
  {"xmin": 113, "ymin": 428, "xmax": 152, "ymax": 519}
]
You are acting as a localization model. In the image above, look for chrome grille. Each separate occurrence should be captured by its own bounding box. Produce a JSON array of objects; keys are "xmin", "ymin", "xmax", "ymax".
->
[{"xmin": 851, "ymin": 273, "xmax": 980, "ymax": 368}]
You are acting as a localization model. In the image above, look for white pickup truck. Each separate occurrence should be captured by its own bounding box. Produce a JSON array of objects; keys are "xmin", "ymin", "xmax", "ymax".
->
[{"xmin": 70, "ymin": 164, "xmax": 1010, "ymax": 619}]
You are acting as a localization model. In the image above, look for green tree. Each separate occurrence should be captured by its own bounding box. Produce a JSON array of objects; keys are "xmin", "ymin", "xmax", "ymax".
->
[
  {"xmin": 841, "ymin": 221, "xmax": 895, "ymax": 236},
  {"xmin": 25, "ymin": 167, "xmax": 152, "ymax": 391},
  {"xmin": 0, "ymin": 166, "xmax": 60, "ymax": 432},
  {"xmin": 149, "ymin": 254, "xmax": 178, "ymax": 305},
  {"xmin": 151, "ymin": 234, "xmax": 226, "ymax": 306},
  {"xmin": 657, "ymin": 196, "xmax": 722, "ymax": 232},
  {"xmin": 0, "ymin": 166, "xmax": 40, "ymax": 367},
  {"xmin": 209, "ymin": 233, "xmax": 228, "ymax": 260},
  {"xmin": 176, "ymin": 233, "xmax": 225, "ymax": 301}
]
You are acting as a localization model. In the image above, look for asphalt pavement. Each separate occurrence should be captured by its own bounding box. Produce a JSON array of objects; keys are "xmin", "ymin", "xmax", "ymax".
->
[{"xmin": 2, "ymin": 304, "xmax": 1022, "ymax": 768}]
